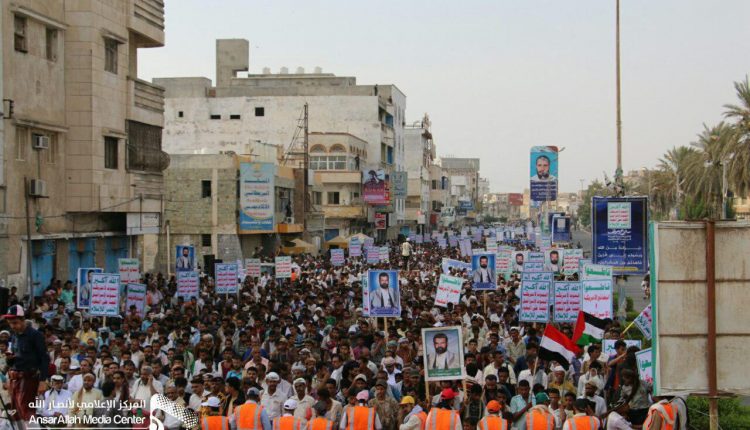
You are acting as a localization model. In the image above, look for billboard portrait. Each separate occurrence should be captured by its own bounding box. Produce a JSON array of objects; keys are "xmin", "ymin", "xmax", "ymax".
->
[
  {"xmin": 422, "ymin": 326, "xmax": 465, "ymax": 381},
  {"xmin": 239, "ymin": 162, "xmax": 275, "ymax": 232},
  {"xmin": 367, "ymin": 270, "xmax": 401, "ymax": 317},
  {"xmin": 77, "ymin": 267, "xmax": 103, "ymax": 309},
  {"xmin": 471, "ymin": 253, "xmax": 496, "ymax": 290},
  {"xmin": 513, "ymin": 250, "xmax": 528, "ymax": 272},
  {"xmin": 530, "ymin": 146, "xmax": 559, "ymax": 201},
  {"xmin": 175, "ymin": 245, "xmax": 195, "ymax": 272},
  {"xmin": 544, "ymin": 248, "xmax": 562, "ymax": 274},
  {"xmin": 592, "ymin": 196, "xmax": 648, "ymax": 275},
  {"xmin": 363, "ymin": 169, "xmax": 388, "ymax": 205},
  {"xmin": 391, "ymin": 171, "xmax": 408, "ymax": 199}
]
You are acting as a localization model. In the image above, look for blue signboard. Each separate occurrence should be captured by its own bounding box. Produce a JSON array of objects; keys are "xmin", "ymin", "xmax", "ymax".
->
[
  {"xmin": 551, "ymin": 216, "xmax": 572, "ymax": 243},
  {"xmin": 458, "ymin": 200, "xmax": 474, "ymax": 210},
  {"xmin": 239, "ymin": 162, "xmax": 275, "ymax": 232},
  {"xmin": 592, "ymin": 196, "xmax": 648, "ymax": 275}
]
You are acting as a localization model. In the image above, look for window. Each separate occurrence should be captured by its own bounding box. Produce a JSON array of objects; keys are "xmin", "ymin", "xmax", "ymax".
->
[
  {"xmin": 432, "ymin": 180, "xmax": 438, "ymax": 190},
  {"xmin": 16, "ymin": 127, "xmax": 28, "ymax": 161},
  {"xmin": 46, "ymin": 28, "xmax": 58, "ymax": 61},
  {"xmin": 230, "ymin": 114, "xmax": 241, "ymax": 120},
  {"xmin": 126, "ymin": 120, "xmax": 167, "ymax": 173},
  {"xmin": 201, "ymin": 180, "xmax": 212, "ymax": 198},
  {"xmin": 104, "ymin": 38, "xmax": 118, "ymax": 73},
  {"xmin": 327, "ymin": 192, "xmax": 340, "ymax": 205},
  {"xmin": 255, "ymin": 107, "xmax": 265, "ymax": 117},
  {"xmin": 14, "ymin": 15, "xmax": 27, "ymax": 53},
  {"xmin": 201, "ymin": 234, "xmax": 212, "ymax": 247},
  {"xmin": 178, "ymin": 111, "xmax": 184, "ymax": 118},
  {"xmin": 104, "ymin": 137, "xmax": 118, "ymax": 169},
  {"xmin": 210, "ymin": 114, "xmax": 221, "ymax": 120},
  {"xmin": 312, "ymin": 192, "xmax": 322, "ymax": 205}
]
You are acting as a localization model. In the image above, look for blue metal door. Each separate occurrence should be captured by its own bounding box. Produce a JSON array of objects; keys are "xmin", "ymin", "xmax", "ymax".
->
[
  {"xmin": 68, "ymin": 238, "xmax": 97, "ymax": 284},
  {"xmin": 104, "ymin": 236, "xmax": 128, "ymax": 273},
  {"xmin": 31, "ymin": 240, "xmax": 55, "ymax": 296}
]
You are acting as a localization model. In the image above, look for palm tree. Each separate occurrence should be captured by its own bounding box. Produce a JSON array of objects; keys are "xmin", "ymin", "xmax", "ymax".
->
[
  {"xmin": 653, "ymin": 146, "xmax": 700, "ymax": 219},
  {"xmin": 686, "ymin": 123, "xmax": 736, "ymax": 217},
  {"xmin": 722, "ymin": 77, "xmax": 750, "ymax": 197}
]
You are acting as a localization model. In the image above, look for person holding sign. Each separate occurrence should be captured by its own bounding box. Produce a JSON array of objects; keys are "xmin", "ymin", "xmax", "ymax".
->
[
  {"xmin": 369, "ymin": 272, "xmax": 400, "ymax": 313},
  {"xmin": 425, "ymin": 333, "xmax": 460, "ymax": 371}
]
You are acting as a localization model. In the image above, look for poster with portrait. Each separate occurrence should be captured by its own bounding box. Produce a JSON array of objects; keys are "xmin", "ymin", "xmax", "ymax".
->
[
  {"xmin": 175, "ymin": 245, "xmax": 195, "ymax": 272},
  {"xmin": 513, "ymin": 250, "xmax": 527, "ymax": 272},
  {"xmin": 530, "ymin": 146, "xmax": 559, "ymax": 201},
  {"xmin": 544, "ymin": 248, "xmax": 563, "ymax": 274},
  {"xmin": 422, "ymin": 326, "xmax": 466, "ymax": 381},
  {"xmin": 77, "ymin": 267, "xmax": 103, "ymax": 309},
  {"xmin": 471, "ymin": 253, "xmax": 496, "ymax": 290},
  {"xmin": 367, "ymin": 270, "xmax": 401, "ymax": 317},
  {"xmin": 363, "ymin": 169, "xmax": 388, "ymax": 205}
]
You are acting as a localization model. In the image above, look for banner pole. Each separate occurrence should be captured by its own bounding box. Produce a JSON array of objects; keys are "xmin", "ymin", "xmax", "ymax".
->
[
  {"xmin": 483, "ymin": 292, "xmax": 488, "ymax": 315},
  {"xmin": 621, "ymin": 319, "xmax": 636, "ymax": 336}
]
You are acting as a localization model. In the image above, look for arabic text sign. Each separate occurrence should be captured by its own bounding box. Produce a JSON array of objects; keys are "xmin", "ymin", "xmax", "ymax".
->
[
  {"xmin": 275, "ymin": 256, "xmax": 292, "ymax": 279},
  {"xmin": 435, "ymin": 275, "xmax": 463, "ymax": 308},
  {"xmin": 361, "ymin": 274, "xmax": 370, "ymax": 316},
  {"xmin": 581, "ymin": 264, "xmax": 613, "ymax": 280},
  {"xmin": 331, "ymin": 249, "xmax": 345, "ymax": 266},
  {"xmin": 607, "ymin": 202, "xmax": 632, "ymax": 229},
  {"xmin": 441, "ymin": 258, "xmax": 471, "ymax": 275},
  {"xmin": 379, "ymin": 246, "xmax": 389, "ymax": 262},
  {"xmin": 245, "ymin": 258, "xmax": 261, "ymax": 278},
  {"xmin": 582, "ymin": 279, "xmax": 614, "ymax": 319},
  {"xmin": 215, "ymin": 263, "xmax": 238, "ymax": 294},
  {"xmin": 496, "ymin": 250, "xmax": 513, "ymax": 278},
  {"xmin": 519, "ymin": 272, "xmax": 552, "ymax": 322},
  {"xmin": 176, "ymin": 271, "xmax": 199, "ymax": 298},
  {"xmin": 118, "ymin": 258, "xmax": 140, "ymax": 284},
  {"xmin": 553, "ymin": 281, "xmax": 582, "ymax": 323},
  {"xmin": 633, "ymin": 304, "xmax": 653, "ymax": 340},
  {"xmin": 239, "ymin": 162, "xmax": 275, "ymax": 232},
  {"xmin": 593, "ymin": 196, "xmax": 648, "ymax": 275},
  {"xmin": 126, "ymin": 283, "xmax": 147, "ymax": 317},
  {"xmin": 562, "ymin": 249, "xmax": 583, "ymax": 276},
  {"xmin": 603, "ymin": 339, "xmax": 642, "ymax": 356},
  {"xmin": 90, "ymin": 273, "xmax": 120, "ymax": 317},
  {"xmin": 636, "ymin": 348, "xmax": 653, "ymax": 385}
]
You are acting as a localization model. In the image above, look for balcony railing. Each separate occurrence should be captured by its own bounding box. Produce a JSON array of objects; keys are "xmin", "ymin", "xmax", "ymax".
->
[
  {"xmin": 133, "ymin": 78, "xmax": 164, "ymax": 113},
  {"xmin": 134, "ymin": 0, "xmax": 165, "ymax": 30}
]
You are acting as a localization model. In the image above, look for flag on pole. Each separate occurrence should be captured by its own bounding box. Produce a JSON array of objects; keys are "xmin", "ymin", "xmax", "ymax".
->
[
  {"xmin": 539, "ymin": 324, "xmax": 581, "ymax": 370},
  {"xmin": 573, "ymin": 311, "xmax": 607, "ymax": 346}
]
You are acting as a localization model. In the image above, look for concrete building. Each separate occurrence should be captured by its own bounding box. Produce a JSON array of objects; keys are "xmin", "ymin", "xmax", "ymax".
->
[
  {"xmin": 483, "ymin": 193, "xmax": 524, "ymax": 221},
  {"xmin": 428, "ymin": 163, "xmax": 449, "ymax": 229},
  {"xmin": 404, "ymin": 115, "xmax": 434, "ymax": 234},
  {"xmin": 154, "ymin": 39, "xmax": 407, "ymax": 239},
  {"xmin": 440, "ymin": 157, "xmax": 481, "ymax": 221},
  {"xmin": 1, "ymin": 0, "xmax": 167, "ymax": 296}
]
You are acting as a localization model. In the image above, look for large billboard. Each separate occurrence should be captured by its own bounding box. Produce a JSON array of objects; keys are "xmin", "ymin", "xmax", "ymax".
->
[
  {"xmin": 508, "ymin": 193, "xmax": 524, "ymax": 206},
  {"xmin": 592, "ymin": 196, "xmax": 648, "ymax": 275},
  {"xmin": 391, "ymin": 171, "xmax": 408, "ymax": 199},
  {"xmin": 240, "ymin": 162, "xmax": 275, "ymax": 232},
  {"xmin": 363, "ymin": 169, "xmax": 388, "ymax": 205},
  {"xmin": 530, "ymin": 146, "xmax": 558, "ymax": 201}
]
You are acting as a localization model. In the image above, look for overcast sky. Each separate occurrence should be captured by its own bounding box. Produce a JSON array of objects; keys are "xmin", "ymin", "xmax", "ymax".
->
[{"xmin": 140, "ymin": 0, "xmax": 750, "ymax": 193}]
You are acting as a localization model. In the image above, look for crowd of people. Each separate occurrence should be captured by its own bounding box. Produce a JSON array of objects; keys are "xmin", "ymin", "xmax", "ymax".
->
[{"xmin": 0, "ymin": 226, "xmax": 686, "ymax": 430}]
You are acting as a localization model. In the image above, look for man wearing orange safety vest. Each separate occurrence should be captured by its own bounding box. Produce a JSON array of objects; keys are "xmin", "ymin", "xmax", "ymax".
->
[
  {"xmin": 643, "ymin": 397, "xmax": 687, "ymax": 430},
  {"xmin": 424, "ymin": 388, "xmax": 462, "ymax": 430},
  {"xmin": 340, "ymin": 390, "xmax": 382, "ymax": 430},
  {"xmin": 308, "ymin": 402, "xmax": 336, "ymax": 430},
  {"xmin": 273, "ymin": 399, "xmax": 306, "ymax": 430},
  {"xmin": 562, "ymin": 399, "xmax": 601, "ymax": 430},
  {"xmin": 478, "ymin": 400, "xmax": 510, "ymax": 430},
  {"xmin": 525, "ymin": 393, "xmax": 555, "ymax": 430},
  {"xmin": 398, "ymin": 396, "xmax": 426, "ymax": 430},
  {"xmin": 202, "ymin": 397, "xmax": 230, "ymax": 430},
  {"xmin": 231, "ymin": 387, "xmax": 271, "ymax": 430}
]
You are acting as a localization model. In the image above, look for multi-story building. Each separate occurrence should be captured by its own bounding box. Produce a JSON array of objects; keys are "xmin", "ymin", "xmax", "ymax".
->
[
  {"xmin": 1, "ymin": 0, "xmax": 167, "ymax": 295},
  {"xmin": 428, "ymin": 163, "xmax": 449, "ymax": 229},
  {"xmin": 441, "ymin": 157, "xmax": 481, "ymax": 220},
  {"xmin": 404, "ymin": 115, "xmax": 434, "ymax": 234},
  {"xmin": 155, "ymin": 39, "xmax": 407, "ymax": 239},
  {"xmin": 483, "ymin": 193, "xmax": 524, "ymax": 221}
]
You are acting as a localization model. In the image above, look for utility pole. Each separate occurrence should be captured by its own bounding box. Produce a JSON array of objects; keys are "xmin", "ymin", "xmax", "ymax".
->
[
  {"xmin": 24, "ymin": 177, "xmax": 34, "ymax": 310},
  {"xmin": 615, "ymin": 0, "xmax": 623, "ymax": 184},
  {"xmin": 303, "ymin": 103, "xmax": 309, "ymax": 229}
]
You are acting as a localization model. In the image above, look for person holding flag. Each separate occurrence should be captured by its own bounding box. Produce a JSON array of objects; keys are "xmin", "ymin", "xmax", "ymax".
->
[{"xmin": 572, "ymin": 311, "xmax": 607, "ymax": 347}]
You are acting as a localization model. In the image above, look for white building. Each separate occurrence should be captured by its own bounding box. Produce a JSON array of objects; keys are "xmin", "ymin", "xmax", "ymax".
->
[
  {"xmin": 155, "ymin": 39, "xmax": 407, "ymax": 239},
  {"xmin": 404, "ymin": 115, "xmax": 434, "ymax": 233}
]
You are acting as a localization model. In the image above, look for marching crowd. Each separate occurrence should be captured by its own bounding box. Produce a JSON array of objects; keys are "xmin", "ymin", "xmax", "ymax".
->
[{"xmin": 0, "ymin": 227, "xmax": 686, "ymax": 430}]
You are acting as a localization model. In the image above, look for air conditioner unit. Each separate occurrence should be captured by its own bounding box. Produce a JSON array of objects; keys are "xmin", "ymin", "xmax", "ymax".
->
[
  {"xmin": 29, "ymin": 179, "xmax": 47, "ymax": 197},
  {"xmin": 32, "ymin": 134, "xmax": 49, "ymax": 150}
]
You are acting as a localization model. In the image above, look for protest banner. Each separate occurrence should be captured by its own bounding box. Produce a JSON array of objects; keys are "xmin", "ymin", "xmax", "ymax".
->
[
  {"xmin": 603, "ymin": 339, "xmax": 642, "ymax": 356},
  {"xmin": 527, "ymin": 252, "xmax": 545, "ymax": 263},
  {"xmin": 519, "ymin": 272, "xmax": 552, "ymax": 322},
  {"xmin": 553, "ymin": 281, "xmax": 582, "ymax": 322},
  {"xmin": 176, "ymin": 271, "xmax": 199, "ymax": 298},
  {"xmin": 175, "ymin": 245, "xmax": 196, "ymax": 272},
  {"xmin": 523, "ymin": 262, "xmax": 545, "ymax": 272},
  {"xmin": 592, "ymin": 196, "xmax": 648, "ymax": 275},
  {"xmin": 379, "ymin": 246, "xmax": 389, "ymax": 263},
  {"xmin": 633, "ymin": 304, "xmax": 653, "ymax": 340},
  {"xmin": 438, "ymin": 237, "xmax": 447, "ymax": 249},
  {"xmin": 367, "ymin": 270, "xmax": 401, "ymax": 317},
  {"xmin": 636, "ymin": 348, "xmax": 653, "ymax": 385},
  {"xmin": 362, "ymin": 274, "xmax": 370, "ymax": 316},
  {"xmin": 471, "ymin": 253, "xmax": 496, "ymax": 291},
  {"xmin": 349, "ymin": 243, "xmax": 362, "ymax": 257},
  {"xmin": 562, "ymin": 249, "xmax": 584, "ymax": 276},
  {"xmin": 582, "ymin": 279, "xmax": 614, "ymax": 319},
  {"xmin": 215, "ymin": 263, "xmax": 238, "ymax": 294},
  {"xmin": 275, "ymin": 256, "xmax": 292, "ymax": 278},
  {"xmin": 435, "ymin": 275, "xmax": 463, "ymax": 308},
  {"xmin": 118, "ymin": 258, "xmax": 140, "ymax": 285},
  {"xmin": 422, "ymin": 326, "xmax": 466, "ymax": 381},
  {"xmin": 236, "ymin": 259, "xmax": 246, "ymax": 282},
  {"xmin": 441, "ymin": 258, "xmax": 472, "ymax": 275},
  {"xmin": 365, "ymin": 246, "xmax": 379, "ymax": 264},
  {"xmin": 90, "ymin": 273, "xmax": 120, "ymax": 317},
  {"xmin": 530, "ymin": 146, "xmax": 559, "ymax": 201},
  {"xmin": 579, "ymin": 258, "xmax": 592, "ymax": 274},
  {"xmin": 496, "ymin": 249, "xmax": 513, "ymax": 281},
  {"xmin": 331, "ymin": 249, "xmax": 345, "ymax": 266},
  {"xmin": 581, "ymin": 264, "xmax": 613, "ymax": 281},
  {"xmin": 239, "ymin": 162, "xmax": 275, "ymax": 232},
  {"xmin": 126, "ymin": 283, "xmax": 147, "ymax": 317},
  {"xmin": 459, "ymin": 239, "xmax": 473, "ymax": 257},
  {"xmin": 77, "ymin": 267, "xmax": 103, "ymax": 309},
  {"xmin": 415, "ymin": 234, "xmax": 423, "ymax": 244},
  {"xmin": 449, "ymin": 236, "xmax": 458, "ymax": 247},
  {"xmin": 364, "ymin": 237, "xmax": 375, "ymax": 248},
  {"xmin": 245, "ymin": 258, "xmax": 261, "ymax": 278}
]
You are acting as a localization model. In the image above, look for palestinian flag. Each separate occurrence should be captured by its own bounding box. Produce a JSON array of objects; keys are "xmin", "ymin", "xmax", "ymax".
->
[
  {"xmin": 573, "ymin": 311, "xmax": 607, "ymax": 346},
  {"xmin": 539, "ymin": 325, "xmax": 581, "ymax": 370}
]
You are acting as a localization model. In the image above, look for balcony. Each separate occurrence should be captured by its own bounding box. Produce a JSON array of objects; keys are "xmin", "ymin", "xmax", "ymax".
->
[
  {"xmin": 128, "ymin": 77, "xmax": 164, "ymax": 127},
  {"xmin": 129, "ymin": 0, "xmax": 165, "ymax": 47},
  {"xmin": 381, "ymin": 123, "xmax": 394, "ymax": 143}
]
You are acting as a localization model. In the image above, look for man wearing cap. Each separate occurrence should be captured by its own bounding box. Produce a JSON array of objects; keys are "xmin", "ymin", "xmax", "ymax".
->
[
  {"xmin": 203, "ymin": 396, "xmax": 230, "ymax": 430},
  {"xmin": 340, "ymin": 390, "xmax": 381, "ymax": 430},
  {"xmin": 603, "ymin": 400, "xmax": 633, "ymax": 430},
  {"xmin": 478, "ymin": 400, "xmax": 510, "ymax": 430},
  {"xmin": 398, "ymin": 396, "xmax": 425, "ymax": 430},
  {"xmin": 548, "ymin": 366, "xmax": 576, "ymax": 398},
  {"xmin": 581, "ymin": 378, "xmax": 606, "ymax": 418},
  {"xmin": 4, "ymin": 304, "xmax": 50, "ymax": 422},
  {"xmin": 562, "ymin": 399, "xmax": 601, "ymax": 430},
  {"xmin": 231, "ymin": 387, "xmax": 271, "ymax": 430},
  {"xmin": 369, "ymin": 379, "xmax": 398, "ymax": 430},
  {"xmin": 308, "ymin": 401, "xmax": 336, "ymax": 430},
  {"xmin": 524, "ymin": 393, "xmax": 555, "ymax": 430},
  {"xmin": 424, "ymin": 388, "xmax": 461, "ymax": 430},
  {"xmin": 262, "ymin": 372, "xmax": 290, "ymax": 420},
  {"xmin": 274, "ymin": 399, "xmax": 307, "ymax": 430},
  {"xmin": 38, "ymin": 374, "xmax": 72, "ymax": 422},
  {"xmin": 293, "ymin": 378, "xmax": 316, "ymax": 421}
]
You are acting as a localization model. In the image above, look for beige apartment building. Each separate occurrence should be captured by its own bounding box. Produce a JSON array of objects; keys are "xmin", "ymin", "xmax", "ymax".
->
[{"xmin": 1, "ymin": 0, "xmax": 167, "ymax": 296}]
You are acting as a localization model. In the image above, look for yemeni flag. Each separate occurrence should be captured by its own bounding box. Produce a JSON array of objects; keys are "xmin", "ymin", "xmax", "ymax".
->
[
  {"xmin": 572, "ymin": 311, "xmax": 607, "ymax": 346},
  {"xmin": 539, "ymin": 325, "xmax": 581, "ymax": 370}
]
